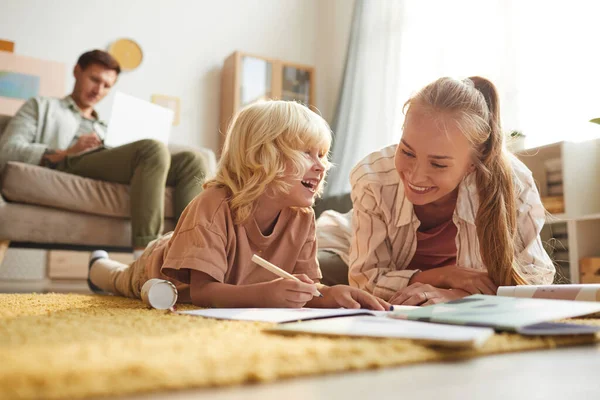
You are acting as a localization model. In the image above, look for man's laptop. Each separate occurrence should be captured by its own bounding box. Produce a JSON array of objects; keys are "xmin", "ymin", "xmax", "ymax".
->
[
  {"xmin": 78, "ymin": 92, "xmax": 174, "ymax": 156},
  {"xmin": 102, "ymin": 91, "xmax": 174, "ymax": 148}
]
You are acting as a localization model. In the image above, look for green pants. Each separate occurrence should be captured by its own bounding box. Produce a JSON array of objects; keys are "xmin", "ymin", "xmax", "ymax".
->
[{"xmin": 56, "ymin": 139, "xmax": 206, "ymax": 247}]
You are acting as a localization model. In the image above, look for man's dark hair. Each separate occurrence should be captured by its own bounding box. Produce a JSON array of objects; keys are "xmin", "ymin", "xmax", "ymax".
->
[{"xmin": 76, "ymin": 50, "xmax": 121, "ymax": 75}]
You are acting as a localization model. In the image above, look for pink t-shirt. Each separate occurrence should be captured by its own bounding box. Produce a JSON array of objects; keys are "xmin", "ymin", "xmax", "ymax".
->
[
  {"xmin": 144, "ymin": 186, "xmax": 322, "ymax": 303},
  {"xmin": 407, "ymin": 220, "xmax": 457, "ymax": 271}
]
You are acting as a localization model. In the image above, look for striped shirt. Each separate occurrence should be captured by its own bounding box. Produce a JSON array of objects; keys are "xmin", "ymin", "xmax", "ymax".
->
[{"xmin": 347, "ymin": 144, "xmax": 555, "ymax": 300}]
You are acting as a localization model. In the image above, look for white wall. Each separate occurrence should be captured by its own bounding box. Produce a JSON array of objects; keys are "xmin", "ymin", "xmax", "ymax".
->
[{"xmin": 0, "ymin": 0, "xmax": 355, "ymax": 152}]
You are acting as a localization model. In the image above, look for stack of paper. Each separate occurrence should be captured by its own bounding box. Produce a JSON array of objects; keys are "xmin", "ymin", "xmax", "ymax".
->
[
  {"xmin": 269, "ymin": 316, "xmax": 494, "ymax": 349},
  {"xmin": 178, "ymin": 294, "xmax": 600, "ymax": 349},
  {"xmin": 178, "ymin": 307, "xmax": 494, "ymax": 349}
]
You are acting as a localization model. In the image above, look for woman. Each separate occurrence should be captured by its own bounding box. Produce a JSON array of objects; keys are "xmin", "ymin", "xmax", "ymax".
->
[{"xmin": 321, "ymin": 76, "xmax": 554, "ymax": 306}]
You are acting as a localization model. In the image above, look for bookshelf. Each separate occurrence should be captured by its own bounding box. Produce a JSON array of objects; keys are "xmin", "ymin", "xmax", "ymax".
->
[
  {"xmin": 219, "ymin": 51, "xmax": 315, "ymax": 153},
  {"xmin": 515, "ymin": 139, "xmax": 600, "ymax": 283}
]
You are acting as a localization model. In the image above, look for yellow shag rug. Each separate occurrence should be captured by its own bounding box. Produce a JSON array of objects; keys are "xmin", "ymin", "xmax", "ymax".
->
[{"xmin": 1, "ymin": 293, "xmax": 599, "ymax": 400}]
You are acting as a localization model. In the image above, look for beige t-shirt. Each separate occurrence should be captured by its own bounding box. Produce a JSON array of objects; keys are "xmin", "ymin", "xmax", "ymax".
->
[{"xmin": 145, "ymin": 186, "xmax": 322, "ymax": 303}]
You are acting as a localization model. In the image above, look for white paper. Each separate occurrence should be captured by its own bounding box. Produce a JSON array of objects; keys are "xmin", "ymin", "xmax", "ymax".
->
[
  {"xmin": 104, "ymin": 92, "xmax": 174, "ymax": 148},
  {"xmin": 270, "ymin": 316, "xmax": 495, "ymax": 349},
  {"xmin": 177, "ymin": 308, "xmax": 397, "ymax": 323}
]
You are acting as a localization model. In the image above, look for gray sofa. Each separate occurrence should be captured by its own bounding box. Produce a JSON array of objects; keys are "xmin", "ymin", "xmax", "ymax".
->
[
  {"xmin": 314, "ymin": 192, "xmax": 352, "ymax": 219},
  {"xmin": 314, "ymin": 192, "xmax": 352, "ymax": 286},
  {"xmin": 0, "ymin": 114, "xmax": 217, "ymax": 258}
]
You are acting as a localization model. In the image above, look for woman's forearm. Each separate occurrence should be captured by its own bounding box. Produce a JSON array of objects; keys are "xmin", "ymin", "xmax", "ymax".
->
[{"xmin": 408, "ymin": 268, "xmax": 445, "ymax": 287}]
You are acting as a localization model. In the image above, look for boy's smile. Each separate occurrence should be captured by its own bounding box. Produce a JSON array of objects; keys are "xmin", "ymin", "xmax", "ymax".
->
[
  {"xmin": 289, "ymin": 148, "xmax": 326, "ymax": 207},
  {"xmin": 258, "ymin": 148, "xmax": 327, "ymax": 214},
  {"xmin": 289, "ymin": 172, "xmax": 323, "ymax": 207},
  {"xmin": 301, "ymin": 178, "xmax": 319, "ymax": 193}
]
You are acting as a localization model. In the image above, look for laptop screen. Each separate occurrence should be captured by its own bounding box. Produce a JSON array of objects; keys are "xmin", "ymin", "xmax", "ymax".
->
[{"xmin": 103, "ymin": 92, "xmax": 174, "ymax": 148}]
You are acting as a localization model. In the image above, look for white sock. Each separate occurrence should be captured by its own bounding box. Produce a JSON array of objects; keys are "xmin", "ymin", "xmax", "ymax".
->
[{"xmin": 89, "ymin": 258, "xmax": 128, "ymax": 293}]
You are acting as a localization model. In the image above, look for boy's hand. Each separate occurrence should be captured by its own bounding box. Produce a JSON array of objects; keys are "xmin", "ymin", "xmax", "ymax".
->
[
  {"xmin": 258, "ymin": 274, "xmax": 318, "ymax": 308},
  {"xmin": 320, "ymin": 285, "xmax": 391, "ymax": 311}
]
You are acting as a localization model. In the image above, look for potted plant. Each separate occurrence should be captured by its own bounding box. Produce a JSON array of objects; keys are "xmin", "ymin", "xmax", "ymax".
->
[{"xmin": 506, "ymin": 130, "xmax": 525, "ymax": 152}]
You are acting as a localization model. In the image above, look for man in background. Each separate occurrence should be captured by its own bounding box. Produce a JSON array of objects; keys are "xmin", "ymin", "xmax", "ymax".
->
[{"xmin": 0, "ymin": 50, "xmax": 206, "ymax": 255}]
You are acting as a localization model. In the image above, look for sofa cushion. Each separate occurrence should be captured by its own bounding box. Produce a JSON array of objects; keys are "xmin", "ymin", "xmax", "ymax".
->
[
  {"xmin": 0, "ymin": 201, "xmax": 176, "ymax": 247},
  {"xmin": 0, "ymin": 161, "xmax": 175, "ymax": 219},
  {"xmin": 313, "ymin": 193, "xmax": 352, "ymax": 218}
]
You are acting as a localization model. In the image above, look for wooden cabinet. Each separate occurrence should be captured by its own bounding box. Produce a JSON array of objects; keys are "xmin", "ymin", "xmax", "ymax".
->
[
  {"xmin": 47, "ymin": 250, "xmax": 134, "ymax": 280},
  {"xmin": 219, "ymin": 51, "xmax": 315, "ymax": 152}
]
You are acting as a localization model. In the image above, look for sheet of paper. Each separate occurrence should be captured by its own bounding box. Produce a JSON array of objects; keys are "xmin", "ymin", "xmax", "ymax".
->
[
  {"xmin": 178, "ymin": 308, "xmax": 394, "ymax": 323},
  {"xmin": 268, "ymin": 316, "xmax": 495, "ymax": 349}
]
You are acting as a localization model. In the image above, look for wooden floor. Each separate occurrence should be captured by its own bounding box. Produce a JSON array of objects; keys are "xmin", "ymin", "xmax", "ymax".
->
[
  {"xmin": 111, "ymin": 343, "xmax": 600, "ymax": 400},
  {"xmin": 0, "ymin": 240, "xmax": 9, "ymax": 267}
]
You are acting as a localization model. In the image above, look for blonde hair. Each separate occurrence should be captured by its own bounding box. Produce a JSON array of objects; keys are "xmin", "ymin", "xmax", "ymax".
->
[
  {"xmin": 205, "ymin": 100, "xmax": 332, "ymax": 224},
  {"xmin": 404, "ymin": 77, "xmax": 526, "ymax": 286}
]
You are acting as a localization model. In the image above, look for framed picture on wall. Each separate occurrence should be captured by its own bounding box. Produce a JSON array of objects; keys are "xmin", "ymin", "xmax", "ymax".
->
[
  {"xmin": 151, "ymin": 94, "xmax": 180, "ymax": 126},
  {"xmin": 0, "ymin": 52, "xmax": 65, "ymax": 115}
]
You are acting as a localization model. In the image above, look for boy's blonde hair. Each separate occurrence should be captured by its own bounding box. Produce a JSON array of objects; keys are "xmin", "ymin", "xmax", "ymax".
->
[
  {"xmin": 205, "ymin": 100, "xmax": 332, "ymax": 224},
  {"xmin": 404, "ymin": 77, "xmax": 526, "ymax": 286}
]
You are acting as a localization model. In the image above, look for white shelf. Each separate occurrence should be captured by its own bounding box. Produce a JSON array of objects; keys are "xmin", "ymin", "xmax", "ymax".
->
[
  {"xmin": 516, "ymin": 138, "xmax": 600, "ymax": 284},
  {"xmin": 546, "ymin": 213, "xmax": 567, "ymax": 224},
  {"xmin": 545, "ymin": 213, "xmax": 600, "ymax": 225},
  {"xmin": 573, "ymin": 213, "xmax": 600, "ymax": 222}
]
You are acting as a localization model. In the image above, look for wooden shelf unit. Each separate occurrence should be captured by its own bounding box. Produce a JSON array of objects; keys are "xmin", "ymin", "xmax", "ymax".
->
[{"xmin": 219, "ymin": 51, "xmax": 315, "ymax": 153}]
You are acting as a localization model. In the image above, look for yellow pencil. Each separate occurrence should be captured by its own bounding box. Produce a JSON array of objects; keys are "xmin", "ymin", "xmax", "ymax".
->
[{"xmin": 251, "ymin": 254, "xmax": 323, "ymax": 298}]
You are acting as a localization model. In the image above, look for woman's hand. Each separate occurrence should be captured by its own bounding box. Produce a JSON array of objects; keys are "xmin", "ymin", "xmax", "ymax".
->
[
  {"xmin": 313, "ymin": 285, "xmax": 392, "ymax": 310},
  {"xmin": 389, "ymin": 282, "xmax": 470, "ymax": 306},
  {"xmin": 411, "ymin": 265, "xmax": 498, "ymax": 295}
]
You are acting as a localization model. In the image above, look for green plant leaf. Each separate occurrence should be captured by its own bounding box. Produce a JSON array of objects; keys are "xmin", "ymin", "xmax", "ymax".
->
[
  {"xmin": 509, "ymin": 130, "xmax": 525, "ymax": 138},
  {"xmin": 590, "ymin": 118, "xmax": 600, "ymax": 125}
]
